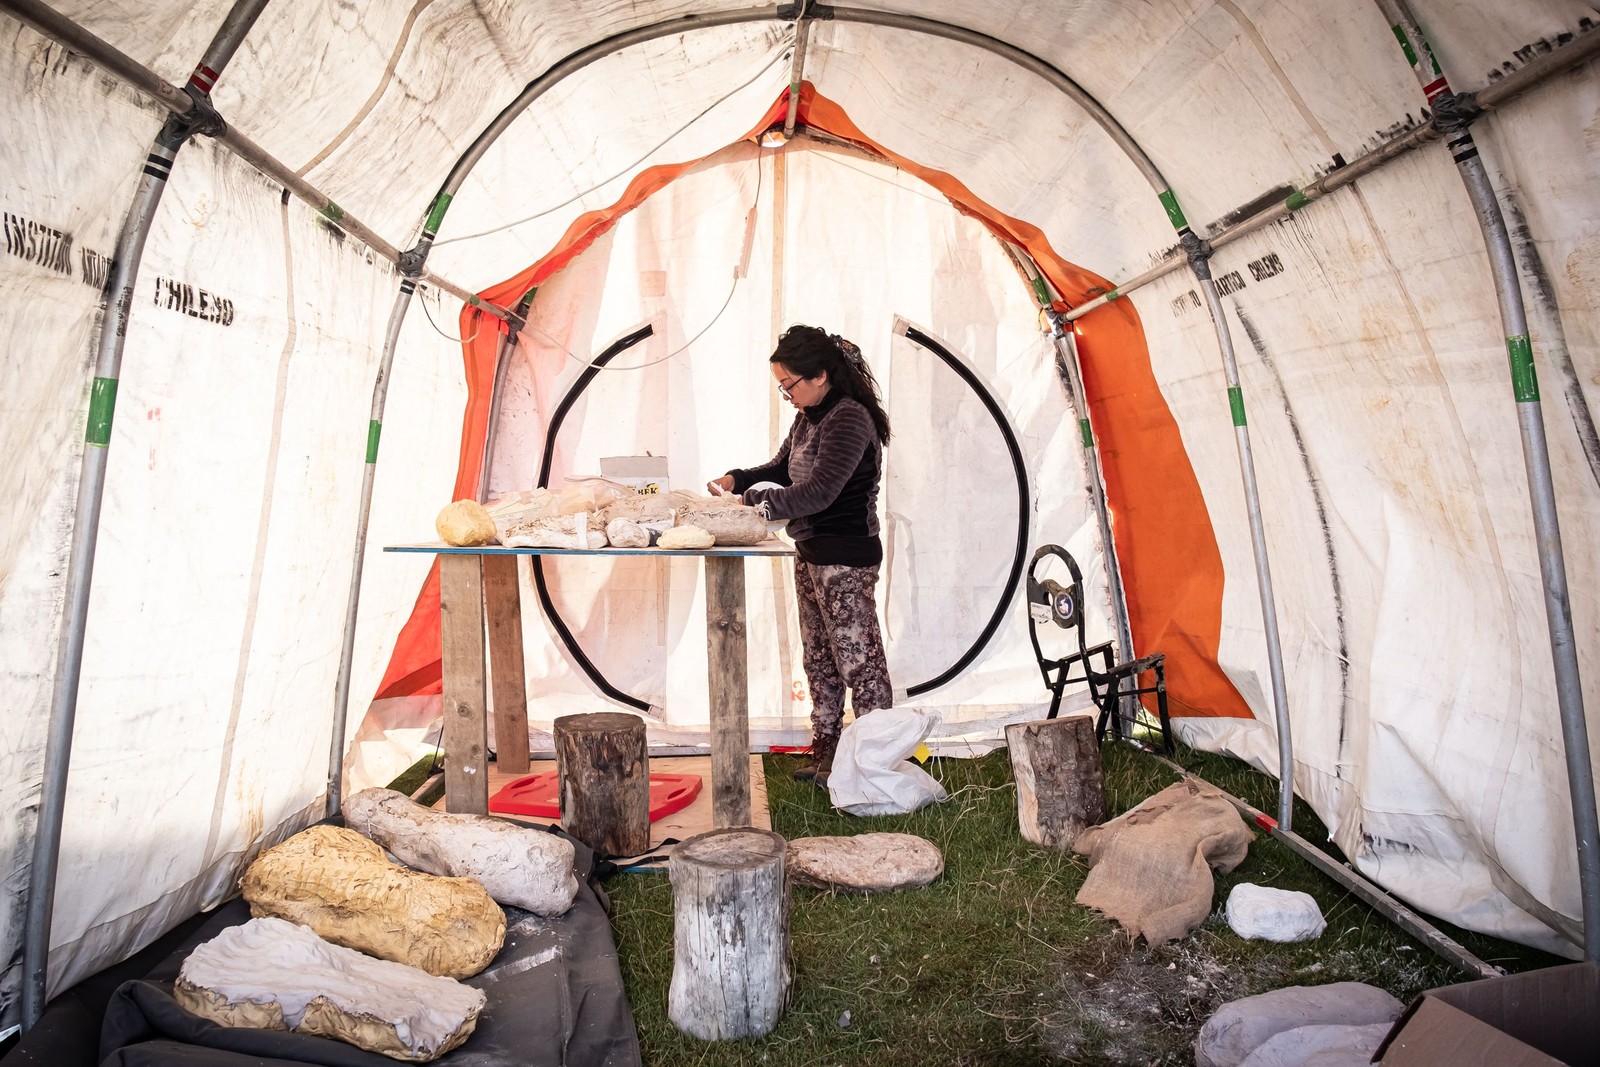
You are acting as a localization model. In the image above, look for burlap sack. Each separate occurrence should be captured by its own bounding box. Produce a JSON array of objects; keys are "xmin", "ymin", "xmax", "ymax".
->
[{"xmin": 1072, "ymin": 779, "xmax": 1253, "ymax": 942}]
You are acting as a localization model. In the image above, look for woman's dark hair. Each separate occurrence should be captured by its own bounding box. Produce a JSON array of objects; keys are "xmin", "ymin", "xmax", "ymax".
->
[{"xmin": 770, "ymin": 324, "xmax": 892, "ymax": 444}]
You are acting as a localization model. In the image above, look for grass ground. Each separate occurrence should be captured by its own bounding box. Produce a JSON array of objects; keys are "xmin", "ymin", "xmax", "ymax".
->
[{"xmin": 602, "ymin": 741, "xmax": 1563, "ymax": 1066}]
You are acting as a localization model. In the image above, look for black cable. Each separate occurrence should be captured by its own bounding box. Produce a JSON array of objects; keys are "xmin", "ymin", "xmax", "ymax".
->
[
  {"xmin": 900, "ymin": 325, "xmax": 1032, "ymax": 697},
  {"xmin": 533, "ymin": 324, "xmax": 657, "ymax": 712}
]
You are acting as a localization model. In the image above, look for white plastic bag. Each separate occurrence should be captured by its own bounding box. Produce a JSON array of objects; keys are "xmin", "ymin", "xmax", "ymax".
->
[{"xmin": 826, "ymin": 709, "xmax": 947, "ymax": 816}]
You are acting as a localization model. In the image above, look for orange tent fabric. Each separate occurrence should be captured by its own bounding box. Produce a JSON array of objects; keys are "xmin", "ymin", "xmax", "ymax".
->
[{"xmin": 374, "ymin": 84, "xmax": 1248, "ymax": 720}]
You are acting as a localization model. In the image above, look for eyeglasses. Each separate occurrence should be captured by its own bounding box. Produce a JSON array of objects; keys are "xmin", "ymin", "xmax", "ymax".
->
[{"xmin": 776, "ymin": 374, "xmax": 802, "ymax": 401}]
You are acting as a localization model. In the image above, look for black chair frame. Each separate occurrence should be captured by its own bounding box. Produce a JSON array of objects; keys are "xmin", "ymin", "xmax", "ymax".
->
[{"xmin": 1025, "ymin": 544, "xmax": 1173, "ymax": 753}]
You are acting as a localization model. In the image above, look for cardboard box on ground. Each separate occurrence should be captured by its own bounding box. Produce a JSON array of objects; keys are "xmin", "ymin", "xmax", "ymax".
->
[{"xmin": 1375, "ymin": 962, "xmax": 1598, "ymax": 1066}]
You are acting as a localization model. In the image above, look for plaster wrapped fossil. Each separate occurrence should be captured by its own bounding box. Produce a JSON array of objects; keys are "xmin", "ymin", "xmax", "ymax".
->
[
  {"xmin": 673, "ymin": 497, "xmax": 769, "ymax": 545},
  {"xmin": 605, "ymin": 517, "xmax": 650, "ymax": 548},
  {"xmin": 657, "ymin": 524, "xmax": 715, "ymax": 550},
  {"xmin": 496, "ymin": 510, "xmax": 603, "ymax": 549},
  {"xmin": 344, "ymin": 787, "xmax": 579, "ymax": 915},
  {"xmin": 240, "ymin": 825, "xmax": 506, "ymax": 979},
  {"xmin": 175, "ymin": 917, "xmax": 485, "ymax": 1062},
  {"xmin": 594, "ymin": 490, "xmax": 683, "ymax": 527},
  {"xmin": 434, "ymin": 500, "xmax": 497, "ymax": 547}
]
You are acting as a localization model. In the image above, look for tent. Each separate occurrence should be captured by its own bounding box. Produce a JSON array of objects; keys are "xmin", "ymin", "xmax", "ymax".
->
[{"xmin": 2, "ymin": 0, "xmax": 1597, "ymax": 1037}]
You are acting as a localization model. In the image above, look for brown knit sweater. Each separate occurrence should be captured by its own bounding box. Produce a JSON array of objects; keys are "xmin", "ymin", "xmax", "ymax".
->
[{"xmin": 728, "ymin": 389, "xmax": 883, "ymax": 566}]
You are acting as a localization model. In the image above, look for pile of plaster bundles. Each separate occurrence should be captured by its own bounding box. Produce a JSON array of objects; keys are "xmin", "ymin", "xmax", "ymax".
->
[
  {"xmin": 180, "ymin": 792, "xmax": 584, "ymax": 1062},
  {"xmin": 433, "ymin": 479, "xmax": 770, "ymax": 549}
]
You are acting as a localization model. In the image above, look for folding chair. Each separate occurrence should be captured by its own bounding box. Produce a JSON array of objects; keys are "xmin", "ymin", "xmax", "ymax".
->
[{"xmin": 1025, "ymin": 544, "xmax": 1173, "ymax": 753}]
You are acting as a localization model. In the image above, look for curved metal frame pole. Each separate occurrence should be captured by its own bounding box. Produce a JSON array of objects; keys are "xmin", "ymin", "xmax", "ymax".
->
[
  {"xmin": 18, "ymin": 0, "xmax": 270, "ymax": 1029},
  {"xmin": 1380, "ymin": 0, "xmax": 1598, "ymax": 963},
  {"xmin": 327, "ymin": 279, "xmax": 441, "ymax": 817}
]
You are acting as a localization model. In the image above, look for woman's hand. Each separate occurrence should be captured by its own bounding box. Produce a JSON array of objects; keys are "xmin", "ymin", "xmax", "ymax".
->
[{"xmin": 707, "ymin": 474, "xmax": 735, "ymax": 496}]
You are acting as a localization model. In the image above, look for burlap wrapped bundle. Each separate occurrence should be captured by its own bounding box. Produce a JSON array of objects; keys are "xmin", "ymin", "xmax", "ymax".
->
[
  {"xmin": 240, "ymin": 825, "xmax": 505, "ymax": 979},
  {"xmin": 1072, "ymin": 780, "xmax": 1252, "ymax": 942}
]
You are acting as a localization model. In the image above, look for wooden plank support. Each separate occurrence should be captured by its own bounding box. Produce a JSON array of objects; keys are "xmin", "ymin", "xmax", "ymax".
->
[
  {"xmin": 439, "ymin": 553, "xmax": 489, "ymax": 815},
  {"xmin": 483, "ymin": 554, "xmax": 530, "ymax": 775},
  {"xmin": 704, "ymin": 555, "xmax": 750, "ymax": 828}
]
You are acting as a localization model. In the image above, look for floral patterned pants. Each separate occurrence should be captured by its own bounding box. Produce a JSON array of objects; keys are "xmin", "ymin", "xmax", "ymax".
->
[{"xmin": 793, "ymin": 559, "xmax": 893, "ymax": 743}]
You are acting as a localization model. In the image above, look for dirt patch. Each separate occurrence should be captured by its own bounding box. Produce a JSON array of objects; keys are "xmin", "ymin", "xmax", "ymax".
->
[{"xmin": 1038, "ymin": 927, "xmax": 1293, "ymax": 1065}]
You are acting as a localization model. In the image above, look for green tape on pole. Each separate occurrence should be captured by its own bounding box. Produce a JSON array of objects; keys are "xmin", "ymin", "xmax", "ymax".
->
[
  {"xmin": 1507, "ymin": 334, "xmax": 1539, "ymax": 402},
  {"xmin": 518, "ymin": 283, "xmax": 539, "ymax": 307},
  {"xmin": 1030, "ymin": 275, "xmax": 1050, "ymax": 305},
  {"xmin": 1158, "ymin": 189, "xmax": 1188, "ymax": 232},
  {"xmin": 366, "ymin": 420, "xmax": 382, "ymax": 464},
  {"xmin": 1228, "ymin": 385, "xmax": 1247, "ymax": 426},
  {"xmin": 86, "ymin": 376, "xmax": 118, "ymax": 447},
  {"xmin": 1079, "ymin": 418, "xmax": 1094, "ymax": 449},
  {"xmin": 320, "ymin": 201, "xmax": 345, "ymax": 223},
  {"xmin": 424, "ymin": 192, "xmax": 453, "ymax": 235},
  {"xmin": 1391, "ymin": 24, "xmax": 1419, "ymax": 66},
  {"xmin": 1286, "ymin": 189, "xmax": 1308, "ymax": 211},
  {"xmin": 1105, "ymin": 288, "xmax": 1120, "ymax": 302}
]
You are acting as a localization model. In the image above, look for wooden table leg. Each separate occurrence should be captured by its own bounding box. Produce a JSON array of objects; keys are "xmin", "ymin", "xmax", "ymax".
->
[
  {"xmin": 483, "ymin": 554, "xmax": 530, "ymax": 775},
  {"xmin": 704, "ymin": 555, "xmax": 750, "ymax": 828},
  {"xmin": 440, "ymin": 553, "xmax": 489, "ymax": 814}
]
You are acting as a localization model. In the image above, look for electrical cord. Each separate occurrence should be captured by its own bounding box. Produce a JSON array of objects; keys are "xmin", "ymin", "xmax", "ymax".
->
[
  {"xmin": 523, "ymin": 148, "xmax": 763, "ymax": 372},
  {"xmin": 431, "ymin": 49, "xmax": 787, "ymax": 249},
  {"xmin": 418, "ymin": 286, "xmax": 482, "ymax": 343}
]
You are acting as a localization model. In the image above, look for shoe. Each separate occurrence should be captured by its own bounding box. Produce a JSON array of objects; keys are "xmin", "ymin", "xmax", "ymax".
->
[{"xmin": 792, "ymin": 736, "xmax": 837, "ymax": 783}]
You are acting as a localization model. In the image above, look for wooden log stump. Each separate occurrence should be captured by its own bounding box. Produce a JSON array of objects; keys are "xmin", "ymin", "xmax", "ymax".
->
[
  {"xmin": 552, "ymin": 712, "xmax": 649, "ymax": 857},
  {"xmin": 668, "ymin": 827, "xmax": 790, "ymax": 1041},
  {"xmin": 1006, "ymin": 716, "xmax": 1106, "ymax": 849}
]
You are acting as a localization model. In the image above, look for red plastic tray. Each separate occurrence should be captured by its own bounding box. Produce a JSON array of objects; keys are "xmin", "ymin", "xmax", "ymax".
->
[{"xmin": 489, "ymin": 771, "xmax": 702, "ymax": 822}]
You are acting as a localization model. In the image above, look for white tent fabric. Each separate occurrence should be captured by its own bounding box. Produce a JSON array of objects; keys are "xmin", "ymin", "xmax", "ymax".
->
[{"xmin": 2, "ymin": 0, "xmax": 1597, "ymax": 1031}]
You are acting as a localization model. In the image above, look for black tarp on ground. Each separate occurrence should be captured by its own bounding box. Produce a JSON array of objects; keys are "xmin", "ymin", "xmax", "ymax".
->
[{"xmin": 5, "ymin": 827, "xmax": 641, "ymax": 1067}]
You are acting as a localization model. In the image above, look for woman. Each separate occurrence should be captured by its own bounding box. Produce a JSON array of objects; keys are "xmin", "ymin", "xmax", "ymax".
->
[{"xmin": 707, "ymin": 325, "xmax": 893, "ymax": 784}]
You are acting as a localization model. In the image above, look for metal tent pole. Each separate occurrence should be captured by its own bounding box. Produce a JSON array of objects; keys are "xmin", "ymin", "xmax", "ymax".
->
[
  {"xmin": 782, "ymin": 16, "xmax": 811, "ymax": 140},
  {"xmin": 326, "ymin": 278, "xmax": 455, "ymax": 817},
  {"xmin": 1006, "ymin": 251, "xmax": 1136, "ymax": 666},
  {"xmin": 1190, "ymin": 250, "xmax": 1296, "ymax": 828},
  {"xmin": 18, "ymin": 0, "xmax": 270, "ymax": 1030},
  {"xmin": 1046, "ymin": 321, "xmax": 1135, "ymax": 668},
  {"xmin": 1379, "ymin": 0, "xmax": 1599, "ymax": 964},
  {"xmin": 1142, "ymin": 747, "xmax": 1500, "ymax": 979}
]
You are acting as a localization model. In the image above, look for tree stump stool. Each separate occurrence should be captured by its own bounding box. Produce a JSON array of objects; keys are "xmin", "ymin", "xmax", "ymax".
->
[
  {"xmin": 667, "ymin": 827, "xmax": 790, "ymax": 1040},
  {"xmin": 552, "ymin": 712, "xmax": 649, "ymax": 857},
  {"xmin": 1006, "ymin": 715, "xmax": 1106, "ymax": 849}
]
